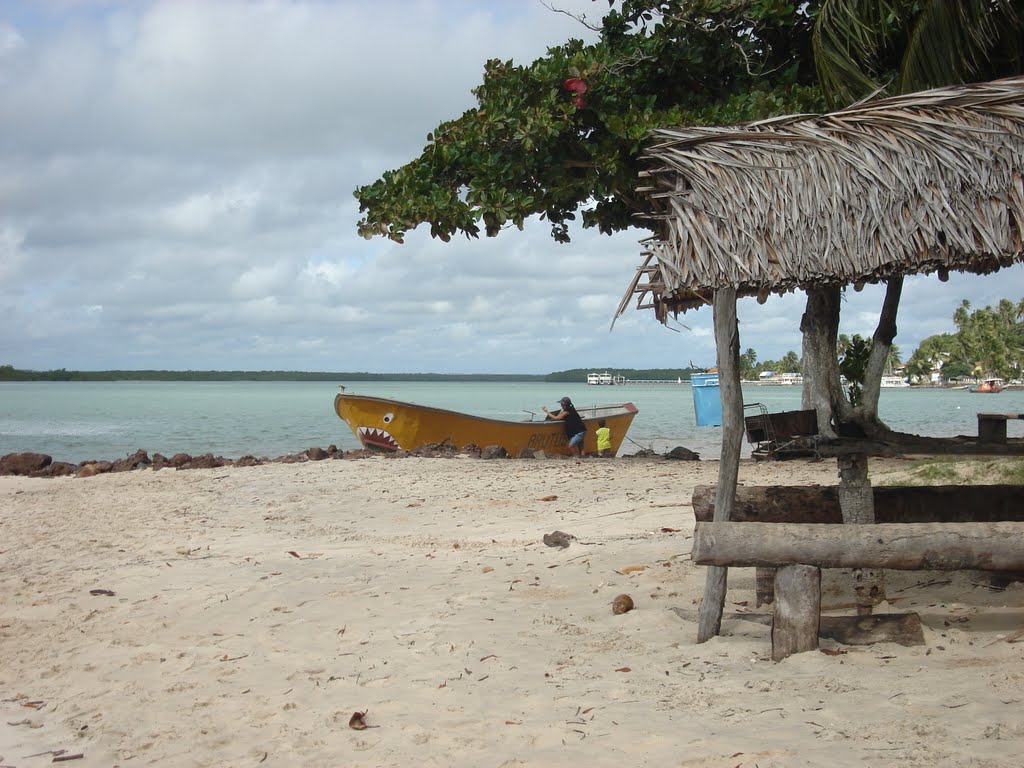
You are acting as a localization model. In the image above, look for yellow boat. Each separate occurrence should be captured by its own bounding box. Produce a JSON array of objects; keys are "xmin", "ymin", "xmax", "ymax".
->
[{"xmin": 334, "ymin": 392, "xmax": 639, "ymax": 456}]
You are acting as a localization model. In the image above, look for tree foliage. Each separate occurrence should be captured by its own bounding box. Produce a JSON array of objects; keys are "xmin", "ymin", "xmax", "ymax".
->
[
  {"xmin": 904, "ymin": 298, "xmax": 1024, "ymax": 382},
  {"xmin": 355, "ymin": 1, "xmax": 825, "ymax": 244},
  {"xmin": 813, "ymin": 0, "xmax": 1024, "ymax": 107}
]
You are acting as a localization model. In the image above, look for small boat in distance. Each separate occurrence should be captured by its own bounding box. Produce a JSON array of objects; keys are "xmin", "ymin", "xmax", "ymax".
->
[
  {"xmin": 970, "ymin": 378, "xmax": 1004, "ymax": 393},
  {"xmin": 880, "ymin": 375, "xmax": 910, "ymax": 387},
  {"xmin": 334, "ymin": 392, "xmax": 639, "ymax": 456}
]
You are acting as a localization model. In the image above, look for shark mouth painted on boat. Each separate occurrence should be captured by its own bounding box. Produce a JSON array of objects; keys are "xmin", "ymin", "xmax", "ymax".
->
[{"xmin": 357, "ymin": 426, "xmax": 400, "ymax": 451}]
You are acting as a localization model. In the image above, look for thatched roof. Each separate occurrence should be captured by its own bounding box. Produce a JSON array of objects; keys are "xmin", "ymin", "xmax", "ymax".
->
[{"xmin": 618, "ymin": 77, "xmax": 1024, "ymax": 322}]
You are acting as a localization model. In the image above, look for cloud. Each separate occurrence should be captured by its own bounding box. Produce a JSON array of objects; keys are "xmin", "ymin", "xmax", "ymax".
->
[{"xmin": 0, "ymin": 0, "xmax": 1021, "ymax": 374}]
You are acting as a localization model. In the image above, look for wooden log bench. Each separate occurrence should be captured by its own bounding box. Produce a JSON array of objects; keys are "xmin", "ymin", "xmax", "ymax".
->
[
  {"xmin": 690, "ymin": 521, "xmax": 1024, "ymax": 661},
  {"xmin": 692, "ymin": 484, "xmax": 1024, "ymax": 607},
  {"xmin": 978, "ymin": 412, "xmax": 1024, "ymax": 445}
]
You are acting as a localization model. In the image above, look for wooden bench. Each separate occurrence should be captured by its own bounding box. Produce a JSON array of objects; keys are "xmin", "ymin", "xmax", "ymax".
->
[
  {"xmin": 691, "ymin": 521, "xmax": 1024, "ymax": 661},
  {"xmin": 977, "ymin": 412, "xmax": 1024, "ymax": 444}
]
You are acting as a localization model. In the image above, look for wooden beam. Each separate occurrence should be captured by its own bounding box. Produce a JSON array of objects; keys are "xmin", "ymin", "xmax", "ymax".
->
[
  {"xmin": 692, "ymin": 521, "xmax": 1024, "ymax": 570},
  {"xmin": 805, "ymin": 435, "xmax": 1024, "ymax": 457}
]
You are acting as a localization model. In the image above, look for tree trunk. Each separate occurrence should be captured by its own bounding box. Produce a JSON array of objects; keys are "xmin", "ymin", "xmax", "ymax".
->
[
  {"xmin": 800, "ymin": 286, "xmax": 849, "ymax": 437},
  {"xmin": 856, "ymin": 277, "xmax": 903, "ymax": 438},
  {"xmin": 691, "ymin": 521, "xmax": 1024, "ymax": 570},
  {"xmin": 837, "ymin": 454, "xmax": 884, "ymax": 613},
  {"xmin": 697, "ymin": 288, "xmax": 743, "ymax": 644}
]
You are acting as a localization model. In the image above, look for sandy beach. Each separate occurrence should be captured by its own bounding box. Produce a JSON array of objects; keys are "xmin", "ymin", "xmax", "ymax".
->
[{"xmin": 2, "ymin": 455, "xmax": 1022, "ymax": 767}]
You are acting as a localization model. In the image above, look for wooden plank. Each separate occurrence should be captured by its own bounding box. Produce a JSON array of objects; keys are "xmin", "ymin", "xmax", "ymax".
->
[
  {"xmin": 772, "ymin": 564, "xmax": 821, "ymax": 661},
  {"xmin": 691, "ymin": 521, "xmax": 1024, "ymax": 570},
  {"xmin": 670, "ymin": 609, "xmax": 926, "ymax": 646},
  {"xmin": 818, "ymin": 613, "xmax": 925, "ymax": 647},
  {"xmin": 692, "ymin": 484, "xmax": 1024, "ymax": 524},
  {"xmin": 806, "ymin": 435, "xmax": 1024, "ymax": 457}
]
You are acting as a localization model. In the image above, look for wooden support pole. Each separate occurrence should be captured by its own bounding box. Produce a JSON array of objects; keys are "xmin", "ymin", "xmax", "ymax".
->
[
  {"xmin": 697, "ymin": 288, "xmax": 743, "ymax": 643},
  {"xmin": 772, "ymin": 564, "xmax": 821, "ymax": 661},
  {"xmin": 691, "ymin": 521, "xmax": 1024, "ymax": 570},
  {"xmin": 837, "ymin": 453, "xmax": 884, "ymax": 614}
]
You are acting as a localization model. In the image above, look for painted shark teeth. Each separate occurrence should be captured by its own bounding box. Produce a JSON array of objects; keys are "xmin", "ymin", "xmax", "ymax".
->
[{"xmin": 357, "ymin": 426, "xmax": 400, "ymax": 451}]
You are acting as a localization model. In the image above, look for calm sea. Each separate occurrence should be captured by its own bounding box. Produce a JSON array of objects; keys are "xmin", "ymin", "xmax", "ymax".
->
[{"xmin": 1, "ymin": 380, "xmax": 1022, "ymax": 464}]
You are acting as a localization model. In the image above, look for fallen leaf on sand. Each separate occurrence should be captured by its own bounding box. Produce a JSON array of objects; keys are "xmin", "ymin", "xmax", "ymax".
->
[
  {"xmin": 482, "ymin": 566, "xmax": 494, "ymax": 573},
  {"xmin": 89, "ymin": 589, "xmax": 115, "ymax": 597},
  {"xmin": 615, "ymin": 667, "xmax": 631, "ymax": 673},
  {"xmin": 348, "ymin": 710, "xmax": 368, "ymax": 730},
  {"xmin": 539, "ymin": 495, "xmax": 558, "ymax": 501},
  {"xmin": 819, "ymin": 648, "xmax": 847, "ymax": 656},
  {"xmin": 660, "ymin": 527, "xmax": 681, "ymax": 532},
  {"xmin": 620, "ymin": 565, "xmax": 646, "ymax": 574}
]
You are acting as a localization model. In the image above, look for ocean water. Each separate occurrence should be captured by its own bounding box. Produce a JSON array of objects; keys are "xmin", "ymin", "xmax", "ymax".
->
[{"xmin": 1, "ymin": 380, "xmax": 1022, "ymax": 464}]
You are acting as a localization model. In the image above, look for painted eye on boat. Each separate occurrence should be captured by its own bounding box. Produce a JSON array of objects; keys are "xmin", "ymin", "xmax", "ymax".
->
[{"xmin": 382, "ymin": 412, "xmax": 394, "ymax": 424}]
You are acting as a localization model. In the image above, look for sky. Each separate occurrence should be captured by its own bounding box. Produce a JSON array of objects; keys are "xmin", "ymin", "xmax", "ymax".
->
[{"xmin": 1, "ymin": 0, "xmax": 1021, "ymax": 375}]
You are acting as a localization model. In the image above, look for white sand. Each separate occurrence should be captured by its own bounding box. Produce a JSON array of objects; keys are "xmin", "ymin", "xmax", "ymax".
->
[{"xmin": 2, "ymin": 456, "xmax": 1022, "ymax": 767}]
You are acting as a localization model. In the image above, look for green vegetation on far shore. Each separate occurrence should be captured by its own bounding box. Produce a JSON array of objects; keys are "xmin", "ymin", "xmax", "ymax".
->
[{"xmin": 0, "ymin": 364, "xmax": 703, "ymax": 384}]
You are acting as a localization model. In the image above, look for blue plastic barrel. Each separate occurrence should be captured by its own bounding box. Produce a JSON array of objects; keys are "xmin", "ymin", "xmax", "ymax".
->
[{"xmin": 690, "ymin": 373, "xmax": 723, "ymax": 427}]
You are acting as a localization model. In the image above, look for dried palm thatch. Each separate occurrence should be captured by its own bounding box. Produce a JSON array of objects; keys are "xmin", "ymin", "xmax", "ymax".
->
[{"xmin": 617, "ymin": 77, "xmax": 1024, "ymax": 323}]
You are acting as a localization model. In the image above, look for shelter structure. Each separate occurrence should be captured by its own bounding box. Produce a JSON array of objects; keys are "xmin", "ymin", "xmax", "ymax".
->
[{"xmin": 616, "ymin": 77, "xmax": 1024, "ymax": 644}]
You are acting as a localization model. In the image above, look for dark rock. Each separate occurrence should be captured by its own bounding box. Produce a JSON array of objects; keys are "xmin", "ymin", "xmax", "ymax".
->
[
  {"xmin": 460, "ymin": 443, "xmax": 482, "ymax": 458},
  {"xmin": 180, "ymin": 453, "xmax": 225, "ymax": 470},
  {"xmin": 0, "ymin": 452, "xmax": 52, "ymax": 476},
  {"xmin": 78, "ymin": 461, "xmax": 113, "ymax": 478},
  {"xmin": 481, "ymin": 445, "xmax": 508, "ymax": 460},
  {"xmin": 33, "ymin": 461, "xmax": 78, "ymax": 478},
  {"xmin": 110, "ymin": 449, "xmax": 151, "ymax": 472},
  {"xmin": 411, "ymin": 440, "xmax": 458, "ymax": 458},
  {"xmin": 277, "ymin": 453, "xmax": 308, "ymax": 464},
  {"xmin": 624, "ymin": 448, "xmax": 657, "ymax": 458},
  {"xmin": 543, "ymin": 530, "xmax": 576, "ymax": 548},
  {"xmin": 517, "ymin": 448, "xmax": 535, "ymax": 459},
  {"xmin": 169, "ymin": 453, "xmax": 192, "ymax": 468},
  {"xmin": 234, "ymin": 455, "xmax": 262, "ymax": 467},
  {"xmin": 342, "ymin": 449, "xmax": 375, "ymax": 460},
  {"xmin": 664, "ymin": 446, "xmax": 700, "ymax": 461},
  {"xmin": 305, "ymin": 447, "xmax": 329, "ymax": 461}
]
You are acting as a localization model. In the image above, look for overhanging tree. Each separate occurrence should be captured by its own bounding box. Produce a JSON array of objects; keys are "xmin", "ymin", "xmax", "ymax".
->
[
  {"xmin": 356, "ymin": 0, "xmax": 1023, "ymax": 437},
  {"xmin": 356, "ymin": 1, "xmax": 825, "ymax": 246}
]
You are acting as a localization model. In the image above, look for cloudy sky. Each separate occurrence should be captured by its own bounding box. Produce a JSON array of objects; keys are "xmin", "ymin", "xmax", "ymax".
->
[{"xmin": 1, "ymin": 0, "xmax": 1021, "ymax": 375}]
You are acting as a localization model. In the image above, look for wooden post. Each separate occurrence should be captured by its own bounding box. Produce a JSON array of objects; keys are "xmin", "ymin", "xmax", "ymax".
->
[
  {"xmin": 772, "ymin": 564, "xmax": 821, "ymax": 661},
  {"xmin": 837, "ymin": 453, "xmax": 884, "ymax": 614},
  {"xmin": 697, "ymin": 288, "xmax": 743, "ymax": 643}
]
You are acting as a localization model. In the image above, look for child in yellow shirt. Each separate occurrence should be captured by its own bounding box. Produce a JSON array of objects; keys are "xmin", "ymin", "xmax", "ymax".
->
[{"xmin": 595, "ymin": 419, "xmax": 612, "ymax": 457}]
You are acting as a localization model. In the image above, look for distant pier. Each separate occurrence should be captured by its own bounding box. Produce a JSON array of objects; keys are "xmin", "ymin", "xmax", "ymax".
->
[{"xmin": 593, "ymin": 378, "xmax": 686, "ymax": 385}]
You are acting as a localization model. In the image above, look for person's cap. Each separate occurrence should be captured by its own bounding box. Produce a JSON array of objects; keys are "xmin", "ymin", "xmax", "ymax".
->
[{"xmin": 559, "ymin": 397, "xmax": 571, "ymax": 405}]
